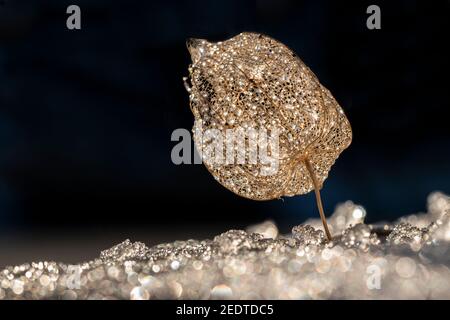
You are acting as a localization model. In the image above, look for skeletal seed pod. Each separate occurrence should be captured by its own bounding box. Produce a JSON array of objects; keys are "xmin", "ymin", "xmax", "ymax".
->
[{"xmin": 184, "ymin": 32, "xmax": 352, "ymax": 240}]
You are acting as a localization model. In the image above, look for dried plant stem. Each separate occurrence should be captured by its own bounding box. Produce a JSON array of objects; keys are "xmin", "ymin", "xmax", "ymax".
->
[{"xmin": 304, "ymin": 158, "xmax": 332, "ymax": 241}]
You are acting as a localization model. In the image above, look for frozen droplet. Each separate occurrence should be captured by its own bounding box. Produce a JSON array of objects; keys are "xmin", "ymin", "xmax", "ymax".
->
[
  {"xmin": 291, "ymin": 225, "xmax": 325, "ymax": 246},
  {"xmin": 130, "ymin": 286, "xmax": 150, "ymax": 300},
  {"xmin": 170, "ymin": 260, "xmax": 180, "ymax": 271},
  {"xmin": 340, "ymin": 223, "xmax": 374, "ymax": 248},
  {"xmin": 214, "ymin": 230, "xmax": 265, "ymax": 254},
  {"xmin": 395, "ymin": 257, "xmax": 416, "ymax": 278},
  {"xmin": 427, "ymin": 192, "xmax": 450, "ymax": 219},
  {"xmin": 246, "ymin": 220, "xmax": 278, "ymax": 239},
  {"xmin": 211, "ymin": 284, "xmax": 233, "ymax": 299},
  {"xmin": 387, "ymin": 223, "xmax": 429, "ymax": 245}
]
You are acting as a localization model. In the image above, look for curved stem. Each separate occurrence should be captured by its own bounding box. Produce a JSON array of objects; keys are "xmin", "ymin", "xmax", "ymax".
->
[{"xmin": 304, "ymin": 158, "xmax": 332, "ymax": 241}]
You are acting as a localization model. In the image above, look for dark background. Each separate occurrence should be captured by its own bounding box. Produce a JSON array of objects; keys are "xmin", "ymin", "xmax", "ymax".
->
[{"xmin": 0, "ymin": 0, "xmax": 449, "ymax": 265}]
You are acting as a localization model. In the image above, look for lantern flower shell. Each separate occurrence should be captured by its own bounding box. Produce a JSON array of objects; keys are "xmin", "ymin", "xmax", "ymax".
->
[{"xmin": 185, "ymin": 32, "xmax": 352, "ymax": 201}]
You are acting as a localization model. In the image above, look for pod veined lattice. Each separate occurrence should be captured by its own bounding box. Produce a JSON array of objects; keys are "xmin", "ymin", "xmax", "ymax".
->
[{"xmin": 185, "ymin": 32, "xmax": 352, "ymax": 202}]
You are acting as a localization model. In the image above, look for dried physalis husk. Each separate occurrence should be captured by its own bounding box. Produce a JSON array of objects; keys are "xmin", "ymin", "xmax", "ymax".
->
[{"xmin": 184, "ymin": 32, "xmax": 352, "ymax": 239}]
